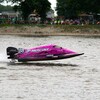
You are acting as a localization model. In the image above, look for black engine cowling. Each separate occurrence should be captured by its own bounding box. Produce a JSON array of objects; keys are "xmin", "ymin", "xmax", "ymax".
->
[{"xmin": 7, "ymin": 47, "xmax": 18, "ymax": 59}]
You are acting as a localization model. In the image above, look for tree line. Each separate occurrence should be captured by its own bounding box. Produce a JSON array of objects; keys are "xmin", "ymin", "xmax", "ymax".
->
[
  {"xmin": 0, "ymin": 0, "xmax": 51, "ymax": 22},
  {"xmin": 0, "ymin": 4, "xmax": 13, "ymax": 11},
  {"xmin": 0, "ymin": 0, "xmax": 100, "ymax": 21},
  {"xmin": 56, "ymin": 0, "xmax": 100, "ymax": 19}
]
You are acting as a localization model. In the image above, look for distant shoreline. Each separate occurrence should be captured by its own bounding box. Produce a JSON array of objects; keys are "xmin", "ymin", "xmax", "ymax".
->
[
  {"xmin": 1, "ymin": 33, "xmax": 100, "ymax": 37},
  {"xmin": 0, "ymin": 25, "xmax": 100, "ymax": 37}
]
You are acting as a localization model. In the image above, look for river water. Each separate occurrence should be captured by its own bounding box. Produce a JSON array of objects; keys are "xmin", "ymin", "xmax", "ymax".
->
[{"xmin": 0, "ymin": 35, "xmax": 100, "ymax": 100}]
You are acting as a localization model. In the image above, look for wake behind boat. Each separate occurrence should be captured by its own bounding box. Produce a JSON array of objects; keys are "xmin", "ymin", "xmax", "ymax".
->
[{"xmin": 6, "ymin": 44, "xmax": 84, "ymax": 62}]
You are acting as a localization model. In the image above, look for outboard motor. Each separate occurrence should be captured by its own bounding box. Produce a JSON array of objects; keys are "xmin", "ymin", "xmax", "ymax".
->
[{"xmin": 6, "ymin": 47, "xmax": 18, "ymax": 59}]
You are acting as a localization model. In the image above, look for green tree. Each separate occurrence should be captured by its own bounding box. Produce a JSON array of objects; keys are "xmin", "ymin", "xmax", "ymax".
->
[
  {"xmin": 56, "ymin": 0, "xmax": 100, "ymax": 18},
  {"xmin": 83, "ymin": 0, "xmax": 100, "ymax": 14},
  {"xmin": 7, "ymin": 0, "xmax": 51, "ymax": 22},
  {"xmin": 0, "ymin": 4, "xmax": 13, "ymax": 11},
  {"xmin": 56, "ymin": 0, "xmax": 81, "ymax": 18},
  {"xmin": 0, "ymin": 0, "xmax": 4, "ymax": 3}
]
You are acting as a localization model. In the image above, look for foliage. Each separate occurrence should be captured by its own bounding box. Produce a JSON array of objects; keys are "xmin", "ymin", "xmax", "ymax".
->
[
  {"xmin": 56, "ymin": 0, "xmax": 100, "ymax": 18},
  {"xmin": 0, "ymin": 4, "xmax": 13, "ymax": 11},
  {"xmin": 0, "ymin": 0, "xmax": 4, "ymax": 3},
  {"xmin": 5, "ymin": 0, "xmax": 51, "ymax": 22},
  {"xmin": 0, "ymin": 0, "xmax": 51, "ymax": 22},
  {"xmin": 83, "ymin": 0, "xmax": 100, "ymax": 14}
]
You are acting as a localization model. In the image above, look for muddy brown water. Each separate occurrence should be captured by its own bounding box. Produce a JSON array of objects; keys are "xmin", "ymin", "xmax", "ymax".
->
[{"xmin": 0, "ymin": 35, "xmax": 100, "ymax": 100}]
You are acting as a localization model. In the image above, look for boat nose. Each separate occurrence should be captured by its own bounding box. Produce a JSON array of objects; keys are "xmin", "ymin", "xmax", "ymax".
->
[
  {"xmin": 64, "ymin": 49, "xmax": 77, "ymax": 54},
  {"xmin": 78, "ymin": 53, "xmax": 84, "ymax": 55}
]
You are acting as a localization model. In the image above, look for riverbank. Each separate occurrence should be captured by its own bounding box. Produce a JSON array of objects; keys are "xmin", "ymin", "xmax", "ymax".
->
[{"xmin": 0, "ymin": 24, "xmax": 100, "ymax": 36}]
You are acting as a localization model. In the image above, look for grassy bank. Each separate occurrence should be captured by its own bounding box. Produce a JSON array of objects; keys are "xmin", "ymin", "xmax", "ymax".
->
[
  {"xmin": 0, "ymin": 24, "xmax": 100, "ymax": 36},
  {"xmin": 53, "ymin": 24, "xmax": 100, "ymax": 33}
]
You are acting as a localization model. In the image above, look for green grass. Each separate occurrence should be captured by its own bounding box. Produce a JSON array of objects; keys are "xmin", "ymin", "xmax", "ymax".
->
[
  {"xmin": 51, "ymin": 24, "xmax": 100, "ymax": 33},
  {"xmin": 0, "ymin": 24, "xmax": 100, "ymax": 33},
  {"xmin": 53, "ymin": 24, "xmax": 100, "ymax": 29},
  {"xmin": 0, "ymin": 23, "xmax": 47, "ymax": 28}
]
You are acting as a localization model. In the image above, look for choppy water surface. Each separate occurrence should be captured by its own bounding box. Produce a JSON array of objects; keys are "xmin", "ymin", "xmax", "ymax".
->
[{"xmin": 0, "ymin": 35, "xmax": 100, "ymax": 100}]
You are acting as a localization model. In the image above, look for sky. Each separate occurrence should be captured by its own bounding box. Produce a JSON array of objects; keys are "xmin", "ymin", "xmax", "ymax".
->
[
  {"xmin": 48, "ymin": 0, "xmax": 57, "ymax": 15},
  {"xmin": 48, "ymin": 0, "xmax": 57, "ymax": 10}
]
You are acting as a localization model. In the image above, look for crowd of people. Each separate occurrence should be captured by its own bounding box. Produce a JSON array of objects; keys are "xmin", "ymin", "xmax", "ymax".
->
[
  {"xmin": 0, "ymin": 15, "xmax": 100, "ymax": 25},
  {"xmin": 47, "ymin": 18, "xmax": 100, "ymax": 25}
]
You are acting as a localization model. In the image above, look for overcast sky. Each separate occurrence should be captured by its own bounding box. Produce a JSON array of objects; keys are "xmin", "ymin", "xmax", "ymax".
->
[{"xmin": 48, "ymin": 0, "xmax": 57, "ymax": 10}]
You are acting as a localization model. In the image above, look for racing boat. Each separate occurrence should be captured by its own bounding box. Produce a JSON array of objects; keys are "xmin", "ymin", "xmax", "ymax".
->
[{"xmin": 6, "ymin": 44, "xmax": 84, "ymax": 62}]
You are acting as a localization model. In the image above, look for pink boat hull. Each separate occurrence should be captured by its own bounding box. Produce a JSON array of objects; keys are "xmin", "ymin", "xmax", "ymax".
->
[{"xmin": 7, "ymin": 44, "xmax": 84, "ymax": 62}]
